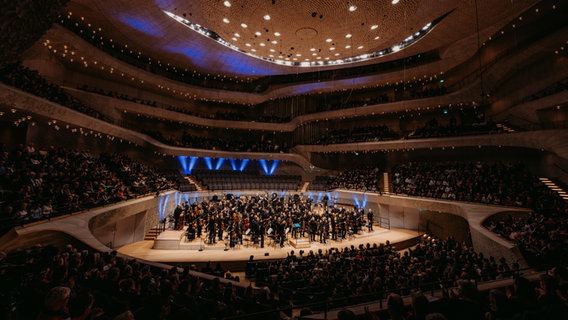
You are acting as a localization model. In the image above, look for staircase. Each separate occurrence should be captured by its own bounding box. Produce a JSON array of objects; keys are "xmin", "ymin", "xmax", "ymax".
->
[
  {"xmin": 382, "ymin": 172, "xmax": 390, "ymax": 194},
  {"xmin": 184, "ymin": 176, "xmax": 205, "ymax": 191},
  {"xmin": 539, "ymin": 177, "xmax": 568, "ymax": 202},
  {"xmin": 299, "ymin": 181, "xmax": 310, "ymax": 192},
  {"xmin": 144, "ymin": 227, "xmax": 162, "ymax": 241},
  {"xmin": 496, "ymin": 123, "xmax": 516, "ymax": 133}
]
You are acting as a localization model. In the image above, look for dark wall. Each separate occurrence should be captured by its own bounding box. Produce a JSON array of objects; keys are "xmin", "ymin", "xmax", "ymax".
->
[{"xmin": 418, "ymin": 210, "xmax": 471, "ymax": 244}]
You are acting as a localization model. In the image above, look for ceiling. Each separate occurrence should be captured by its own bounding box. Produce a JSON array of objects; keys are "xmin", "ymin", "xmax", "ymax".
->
[{"xmin": 61, "ymin": 0, "xmax": 542, "ymax": 79}]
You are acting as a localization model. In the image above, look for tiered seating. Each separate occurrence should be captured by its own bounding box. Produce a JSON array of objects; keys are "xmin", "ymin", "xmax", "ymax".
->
[
  {"xmin": 192, "ymin": 170, "xmax": 301, "ymax": 191},
  {"xmin": 309, "ymin": 175, "xmax": 332, "ymax": 191}
]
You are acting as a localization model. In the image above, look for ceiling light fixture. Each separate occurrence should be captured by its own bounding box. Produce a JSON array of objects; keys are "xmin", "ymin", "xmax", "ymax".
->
[
  {"xmin": 164, "ymin": 10, "xmax": 441, "ymax": 67},
  {"xmin": 349, "ymin": 5, "xmax": 357, "ymax": 12},
  {"xmin": 223, "ymin": 1, "xmax": 231, "ymax": 7},
  {"xmin": 263, "ymin": 14, "xmax": 271, "ymax": 20}
]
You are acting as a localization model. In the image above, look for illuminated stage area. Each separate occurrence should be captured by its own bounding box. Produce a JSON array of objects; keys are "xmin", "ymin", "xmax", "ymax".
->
[{"xmin": 117, "ymin": 225, "xmax": 421, "ymax": 266}]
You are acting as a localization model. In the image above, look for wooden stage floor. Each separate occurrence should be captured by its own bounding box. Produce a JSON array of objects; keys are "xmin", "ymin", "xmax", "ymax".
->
[{"xmin": 118, "ymin": 226, "xmax": 421, "ymax": 265}]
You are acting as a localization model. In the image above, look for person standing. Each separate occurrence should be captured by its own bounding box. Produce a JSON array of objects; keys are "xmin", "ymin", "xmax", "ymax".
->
[{"xmin": 367, "ymin": 209, "xmax": 374, "ymax": 231}]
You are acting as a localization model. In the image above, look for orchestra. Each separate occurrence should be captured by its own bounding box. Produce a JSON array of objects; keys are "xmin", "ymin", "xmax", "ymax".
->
[{"xmin": 177, "ymin": 193, "xmax": 376, "ymax": 249}]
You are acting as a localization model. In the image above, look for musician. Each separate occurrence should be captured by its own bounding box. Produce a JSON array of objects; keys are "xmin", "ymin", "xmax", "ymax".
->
[
  {"xmin": 173, "ymin": 204, "xmax": 183, "ymax": 230},
  {"xmin": 185, "ymin": 222, "xmax": 196, "ymax": 241},
  {"xmin": 207, "ymin": 216, "xmax": 216, "ymax": 244},
  {"xmin": 331, "ymin": 216, "xmax": 337, "ymax": 240},
  {"xmin": 216, "ymin": 216, "xmax": 224, "ymax": 242},
  {"xmin": 309, "ymin": 218, "xmax": 317, "ymax": 242},
  {"xmin": 196, "ymin": 219, "xmax": 203, "ymax": 238},
  {"xmin": 367, "ymin": 209, "xmax": 374, "ymax": 231},
  {"xmin": 259, "ymin": 219, "xmax": 265, "ymax": 248}
]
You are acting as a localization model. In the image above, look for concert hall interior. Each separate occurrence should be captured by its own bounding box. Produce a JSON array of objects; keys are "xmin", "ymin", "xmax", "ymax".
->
[{"xmin": 1, "ymin": 0, "xmax": 568, "ymax": 319}]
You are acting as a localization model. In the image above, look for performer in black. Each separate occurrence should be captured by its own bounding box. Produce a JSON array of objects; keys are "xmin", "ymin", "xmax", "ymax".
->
[
  {"xmin": 173, "ymin": 204, "xmax": 183, "ymax": 230},
  {"xmin": 367, "ymin": 209, "xmax": 374, "ymax": 231},
  {"xmin": 259, "ymin": 220, "xmax": 265, "ymax": 248},
  {"xmin": 207, "ymin": 216, "xmax": 216, "ymax": 244}
]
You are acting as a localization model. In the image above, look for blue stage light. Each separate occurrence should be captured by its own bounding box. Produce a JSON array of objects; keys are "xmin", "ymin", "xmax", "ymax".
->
[
  {"xmin": 203, "ymin": 157, "xmax": 213, "ymax": 170},
  {"xmin": 215, "ymin": 158, "xmax": 225, "ymax": 170}
]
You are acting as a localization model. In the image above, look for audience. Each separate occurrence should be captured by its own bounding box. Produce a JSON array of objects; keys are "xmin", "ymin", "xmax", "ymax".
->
[
  {"xmin": 0, "ymin": 143, "xmax": 175, "ymax": 229},
  {"xmin": 315, "ymin": 125, "xmax": 399, "ymax": 145},
  {"xmin": 391, "ymin": 161, "xmax": 567, "ymax": 269},
  {"xmin": 4, "ymin": 236, "xmax": 566, "ymax": 320},
  {"xmin": 1, "ymin": 64, "xmax": 111, "ymax": 122},
  {"xmin": 325, "ymin": 167, "xmax": 382, "ymax": 193}
]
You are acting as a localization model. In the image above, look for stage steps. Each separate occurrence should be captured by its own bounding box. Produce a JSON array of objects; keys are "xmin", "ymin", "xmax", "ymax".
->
[
  {"xmin": 289, "ymin": 238, "xmax": 310, "ymax": 249},
  {"xmin": 144, "ymin": 227, "xmax": 162, "ymax": 240}
]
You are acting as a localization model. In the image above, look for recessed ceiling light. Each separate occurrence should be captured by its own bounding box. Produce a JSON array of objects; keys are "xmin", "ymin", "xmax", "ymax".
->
[
  {"xmin": 223, "ymin": 1, "xmax": 231, "ymax": 7},
  {"xmin": 251, "ymin": 48, "xmax": 256, "ymax": 52},
  {"xmin": 255, "ymin": 31, "xmax": 261, "ymax": 36},
  {"xmin": 234, "ymin": 33, "xmax": 240, "ymax": 37},
  {"xmin": 326, "ymin": 38, "xmax": 332, "ymax": 42},
  {"xmin": 330, "ymin": 47, "xmax": 335, "ymax": 51},
  {"xmin": 310, "ymin": 48, "xmax": 316, "ymax": 51},
  {"xmin": 274, "ymin": 32, "xmax": 281, "ymax": 36},
  {"xmin": 357, "ymin": 45, "xmax": 364, "ymax": 49},
  {"xmin": 349, "ymin": 5, "xmax": 357, "ymax": 12},
  {"xmin": 245, "ymin": 43, "xmax": 251, "ymax": 47},
  {"xmin": 271, "ymin": 40, "xmax": 277, "ymax": 44},
  {"xmin": 293, "ymin": 57, "xmax": 297, "ymax": 61},
  {"xmin": 223, "ymin": 18, "xmax": 230, "ymax": 23},
  {"xmin": 264, "ymin": 14, "xmax": 271, "ymax": 20},
  {"xmin": 345, "ymin": 45, "xmax": 351, "ymax": 49},
  {"xmin": 392, "ymin": 0, "xmax": 400, "ymax": 4},
  {"xmin": 296, "ymin": 53, "xmax": 302, "ymax": 56},
  {"xmin": 260, "ymin": 43, "xmax": 265, "ymax": 46},
  {"xmin": 232, "ymin": 37, "xmax": 237, "ymax": 41},
  {"xmin": 335, "ymin": 53, "xmax": 340, "ymax": 56},
  {"xmin": 269, "ymin": 49, "xmax": 275, "ymax": 52},
  {"xmin": 371, "ymin": 25, "xmax": 379, "ymax": 30},
  {"xmin": 374, "ymin": 36, "xmax": 380, "ymax": 40},
  {"xmin": 269, "ymin": 54, "xmax": 274, "ymax": 57},
  {"xmin": 241, "ymin": 23, "xmax": 247, "ymax": 28},
  {"xmin": 345, "ymin": 34, "xmax": 352, "ymax": 38},
  {"xmin": 312, "ymin": 53, "xmax": 317, "ymax": 56}
]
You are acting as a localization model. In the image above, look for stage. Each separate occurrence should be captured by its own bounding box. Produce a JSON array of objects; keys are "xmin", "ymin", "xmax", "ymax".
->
[{"xmin": 117, "ymin": 226, "xmax": 422, "ymax": 267}]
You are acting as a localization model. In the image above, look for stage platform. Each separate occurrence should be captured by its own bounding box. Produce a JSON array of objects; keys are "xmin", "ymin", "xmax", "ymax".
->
[{"xmin": 119, "ymin": 226, "xmax": 422, "ymax": 266}]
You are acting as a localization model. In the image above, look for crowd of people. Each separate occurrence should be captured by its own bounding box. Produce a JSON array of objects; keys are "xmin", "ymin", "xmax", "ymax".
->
[
  {"xmin": 246, "ymin": 236, "xmax": 533, "ymax": 316},
  {"xmin": 390, "ymin": 161, "xmax": 562, "ymax": 208},
  {"xmin": 0, "ymin": 64, "xmax": 111, "ymax": 122},
  {"xmin": 390, "ymin": 161, "xmax": 567, "ymax": 268},
  {"xmin": 0, "ymin": 0, "xmax": 68, "ymax": 70},
  {"xmin": 0, "ymin": 244, "xmax": 283, "ymax": 320},
  {"xmin": 485, "ymin": 210, "xmax": 568, "ymax": 268},
  {"xmin": 172, "ymin": 193, "xmax": 374, "ymax": 249},
  {"xmin": 405, "ymin": 118, "xmax": 500, "ymax": 139},
  {"xmin": 0, "ymin": 143, "xmax": 175, "ymax": 230},
  {"xmin": 326, "ymin": 167, "xmax": 382, "ymax": 193},
  {"xmin": 141, "ymin": 129, "xmax": 289, "ymax": 153},
  {"xmin": 3, "ymin": 235, "xmax": 566, "ymax": 320},
  {"xmin": 315, "ymin": 125, "xmax": 399, "ymax": 145}
]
